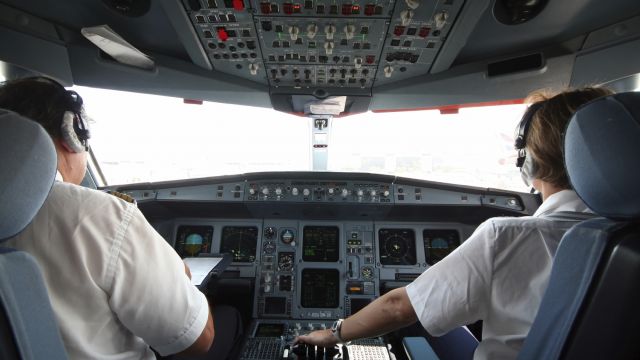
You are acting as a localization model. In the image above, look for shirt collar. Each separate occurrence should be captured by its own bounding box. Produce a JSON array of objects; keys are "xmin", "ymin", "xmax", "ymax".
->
[
  {"xmin": 533, "ymin": 189, "xmax": 592, "ymax": 217},
  {"xmin": 55, "ymin": 171, "xmax": 63, "ymax": 182}
]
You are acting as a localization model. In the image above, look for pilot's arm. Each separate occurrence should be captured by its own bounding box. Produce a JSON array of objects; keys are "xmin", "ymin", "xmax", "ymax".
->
[
  {"xmin": 179, "ymin": 262, "xmax": 215, "ymax": 356},
  {"xmin": 295, "ymin": 287, "xmax": 417, "ymax": 347},
  {"xmin": 106, "ymin": 203, "xmax": 215, "ymax": 356},
  {"xmin": 296, "ymin": 220, "xmax": 496, "ymax": 347}
]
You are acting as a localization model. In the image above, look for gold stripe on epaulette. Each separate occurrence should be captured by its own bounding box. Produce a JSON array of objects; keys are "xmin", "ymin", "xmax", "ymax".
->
[{"xmin": 105, "ymin": 190, "xmax": 136, "ymax": 204}]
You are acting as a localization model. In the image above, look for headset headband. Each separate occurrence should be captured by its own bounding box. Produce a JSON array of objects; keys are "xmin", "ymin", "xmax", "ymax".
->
[
  {"xmin": 515, "ymin": 100, "xmax": 546, "ymax": 168},
  {"xmin": 29, "ymin": 77, "xmax": 91, "ymax": 143}
]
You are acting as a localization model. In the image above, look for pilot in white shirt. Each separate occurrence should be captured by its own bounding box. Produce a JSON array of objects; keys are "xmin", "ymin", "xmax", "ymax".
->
[
  {"xmin": 0, "ymin": 77, "xmax": 238, "ymax": 359},
  {"xmin": 295, "ymin": 87, "xmax": 614, "ymax": 360},
  {"xmin": 7, "ymin": 179, "xmax": 210, "ymax": 359}
]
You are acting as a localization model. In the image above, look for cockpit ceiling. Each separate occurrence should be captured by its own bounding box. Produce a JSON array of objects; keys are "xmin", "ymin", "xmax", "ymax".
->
[{"xmin": 0, "ymin": 0, "xmax": 639, "ymax": 112}]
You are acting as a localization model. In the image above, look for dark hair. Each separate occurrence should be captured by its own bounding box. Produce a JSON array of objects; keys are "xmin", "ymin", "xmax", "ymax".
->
[
  {"xmin": 525, "ymin": 87, "xmax": 614, "ymax": 189},
  {"xmin": 0, "ymin": 77, "xmax": 79, "ymax": 140}
]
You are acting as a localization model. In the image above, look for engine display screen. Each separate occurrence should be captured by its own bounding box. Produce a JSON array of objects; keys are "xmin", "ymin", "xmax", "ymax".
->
[
  {"xmin": 264, "ymin": 297, "xmax": 287, "ymax": 315},
  {"xmin": 255, "ymin": 323, "xmax": 285, "ymax": 337},
  {"xmin": 175, "ymin": 225, "xmax": 213, "ymax": 258},
  {"xmin": 349, "ymin": 298, "xmax": 373, "ymax": 315},
  {"xmin": 423, "ymin": 229, "xmax": 460, "ymax": 265},
  {"xmin": 303, "ymin": 226, "xmax": 339, "ymax": 262},
  {"xmin": 220, "ymin": 226, "xmax": 258, "ymax": 263},
  {"xmin": 379, "ymin": 228, "xmax": 417, "ymax": 265},
  {"xmin": 301, "ymin": 269, "xmax": 340, "ymax": 308}
]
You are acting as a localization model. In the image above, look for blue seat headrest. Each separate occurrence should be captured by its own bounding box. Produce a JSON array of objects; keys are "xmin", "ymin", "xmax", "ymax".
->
[
  {"xmin": 564, "ymin": 92, "xmax": 640, "ymax": 220},
  {"xmin": 0, "ymin": 109, "xmax": 57, "ymax": 241}
]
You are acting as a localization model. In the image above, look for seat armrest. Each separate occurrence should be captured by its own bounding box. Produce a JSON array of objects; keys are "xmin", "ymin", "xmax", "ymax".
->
[{"xmin": 403, "ymin": 337, "xmax": 440, "ymax": 360}]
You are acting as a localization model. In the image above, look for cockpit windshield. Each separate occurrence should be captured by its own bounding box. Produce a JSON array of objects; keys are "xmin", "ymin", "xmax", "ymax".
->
[{"xmin": 76, "ymin": 85, "xmax": 528, "ymax": 192}]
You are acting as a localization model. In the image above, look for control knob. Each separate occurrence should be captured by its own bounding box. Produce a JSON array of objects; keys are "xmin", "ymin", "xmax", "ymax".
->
[
  {"xmin": 383, "ymin": 190, "xmax": 390, "ymax": 197},
  {"xmin": 262, "ymin": 188, "xmax": 270, "ymax": 195},
  {"xmin": 324, "ymin": 24, "xmax": 336, "ymax": 40},
  {"xmin": 249, "ymin": 63, "xmax": 259, "ymax": 75},
  {"xmin": 307, "ymin": 24, "xmax": 318, "ymax": 39},
  {"xmin": 341, "ymin": 189, "xmax": 349, "ymax": 197},
  {"xmin": 384, "ymin": 65, "xmax": 394, "ymax": 78},
  {"xmin": 357, "ymin": 189, "xmax": 364, "ymax": 197},
  {"xmin": 370, "ymin": 190, "xmax": 377, "ymax": 196},
  {"xmin": 288, "ymin": 25, "xmax": 300, "ymax": 41},
  {"xmin": 249, "ymin": 188, "xmax": 257, "ymax": 195},
  {"xmin": 264, "ymin": 284, "xmax": 272, "ymax": 293},
  {"xmin": 324, "ymin": 41, "xmax": 334, "ymax": 55},
  {"xmin": 275, "ymin": 187, "xmax": 283, "ymax": 195},
  {"xmin": 303, "ymin": 188, "xmax": 310, "ymax": 196},
  {"xmin": 264, "ymin": 226, "xmax": 276, "ymax": 239},
  {"xmin": 328, "ymin": 188, "xmax": 335, "ymax": 195},
  {"xmin": 292, "ymin": 187, "xmax": 299, "ymax": 195}
]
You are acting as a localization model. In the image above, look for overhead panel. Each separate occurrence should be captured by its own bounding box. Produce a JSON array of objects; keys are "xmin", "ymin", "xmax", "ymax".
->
[{"xmin": 183, "ymin": 0, "xmax": 463, "ymax": 94}]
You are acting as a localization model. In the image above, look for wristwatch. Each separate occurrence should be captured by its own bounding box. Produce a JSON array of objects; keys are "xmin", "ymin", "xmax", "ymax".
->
[{"xmin": 331, "ymin": 319, "xmax": 345, "ymax": 344}]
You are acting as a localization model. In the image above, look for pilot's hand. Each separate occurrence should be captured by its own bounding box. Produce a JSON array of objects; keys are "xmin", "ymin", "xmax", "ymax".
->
[
  {"xmin": 183, "ymin": 261, "xmax": 192, "ymax": 280},
  {"xmin": 294, "ymin": 329, "xmax": 337, "ymax": 348}
]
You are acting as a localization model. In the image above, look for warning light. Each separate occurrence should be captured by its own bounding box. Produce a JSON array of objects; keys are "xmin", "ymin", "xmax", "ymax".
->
[
  {"xmin": 283, "ymin": 2, "xmax": 293, "ymax": 14},
  {"xmin": 217, "ymin": 27, "xmax": 229, "ymax": 41},
  {"xmin": 232, "ymin": 0, "xmax": 244, "ymax": 10},
  {"xmin": 342, "ymin": 3, "xmax": 352, "ymax": 15}
]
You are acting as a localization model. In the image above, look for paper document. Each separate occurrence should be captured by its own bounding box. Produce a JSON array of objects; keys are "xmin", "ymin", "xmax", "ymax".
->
[
  {"xmin": 81, "ymin": 25, "xmax": 155, "ymax": 70},
  {"xmin": 183, "ymin": 257, "xmax": 224, "ymax": 286}
]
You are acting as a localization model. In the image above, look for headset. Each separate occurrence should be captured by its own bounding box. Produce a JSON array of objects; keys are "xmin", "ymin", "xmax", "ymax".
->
[
  {"xmin": 514, "ymin": 100, "xmax": 546, "ymax": 187},
  {"xmin": 32, "ymin": 77, "xmax": 91, "ymax": 153}
]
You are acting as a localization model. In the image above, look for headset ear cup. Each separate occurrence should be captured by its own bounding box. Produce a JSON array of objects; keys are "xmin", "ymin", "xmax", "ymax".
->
[
  {"xmin": 520, "ymin": 152, "xmax": 538, "ymax": 187},
  {"xmin": 61, "ymin": 111, "xmax": 85, "ymax": 153}
]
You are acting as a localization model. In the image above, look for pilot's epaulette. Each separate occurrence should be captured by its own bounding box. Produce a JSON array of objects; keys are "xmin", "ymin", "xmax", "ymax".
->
[{"xmin": 104, "ymin": 190, "xmax": 137, "ymax": 204}]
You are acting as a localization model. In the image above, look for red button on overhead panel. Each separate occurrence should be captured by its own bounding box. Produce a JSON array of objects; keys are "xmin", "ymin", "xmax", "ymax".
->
[
  {"xmin": 233, "ymin": 0, "xmax": 244, "ymax": 10},
  {"xmin": 342, "ymin": 3, "xmax": 352, "ymax": 15},
  {"xmin": 260, "ymin": 1, "xmax": 271, "ymax": 13},
  {"xmin": 394, "ymin": 25, "xmax": 405, "ymax": 36},
  {"xmin": 217, "ymin": 28, "xmax": 229, "ymax": 41},
  {"xmin": 283, "ymin": 2, "xmax": 293, "ymax": 14}
]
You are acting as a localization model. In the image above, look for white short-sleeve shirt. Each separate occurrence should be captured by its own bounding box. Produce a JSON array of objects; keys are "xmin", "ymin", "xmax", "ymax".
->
[
  {"xmin": 6, "ymin": 181, "xmax": 209, "ymax": 359},
  {"xmin": 406, "ymin": 190, "xmax": 592, "ymax": 360}
]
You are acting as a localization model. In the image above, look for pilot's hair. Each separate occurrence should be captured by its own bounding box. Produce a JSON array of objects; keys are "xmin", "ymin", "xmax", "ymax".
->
[
  {"xmin": 525, "ymin": 86, "xmax": 614, "ymax": 189},
  {"xmin": 0, "ymin": 77, "xmax": 79, "ymax": 140}
]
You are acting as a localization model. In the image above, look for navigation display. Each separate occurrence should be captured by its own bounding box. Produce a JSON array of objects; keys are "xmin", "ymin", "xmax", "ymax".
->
[
  {"xmin": 301, "ymin": 269, "xmax": 340, "ymax": 308},
  {"xmin": 423, "ymin": 229, "xmax": 460, "ymax": 265},
  {"xmin": 220, "ymin": 226, "xmax": 258, "ymax": 263},
  {"xmin": 175, "ymin": 225, "xmax": 213, "ymax": 258},
  {"xmin": 303, "ymin": 226, "xmax": 339, "ymax": 262},
  {"xmin": 379, "ymin": 228, "xmax": 417, "ymax": 265}
]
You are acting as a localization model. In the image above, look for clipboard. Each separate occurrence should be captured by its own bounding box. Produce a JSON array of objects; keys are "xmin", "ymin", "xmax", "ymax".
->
[{"xmin": 183, "ymin": 253, "xmax": 231, "ymax": 289}]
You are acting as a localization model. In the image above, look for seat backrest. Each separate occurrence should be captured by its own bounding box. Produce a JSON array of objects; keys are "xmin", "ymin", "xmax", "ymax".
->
[
  {"xmin": 518, "ymin": 92, "xmax": 640, "ymax": 360},
  {"xmin": 0, "ymin": 109, "xmax": 68, "ymax": 359}
]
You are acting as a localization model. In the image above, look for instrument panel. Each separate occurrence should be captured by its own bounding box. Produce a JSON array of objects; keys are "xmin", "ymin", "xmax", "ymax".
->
[
  {"xmin": 170, "ymin": 219, "xmax": 471, "ymax": 320},
  {"xmin": 132, "ymin": 173, "xmax": 536, "ymax": 359}
]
